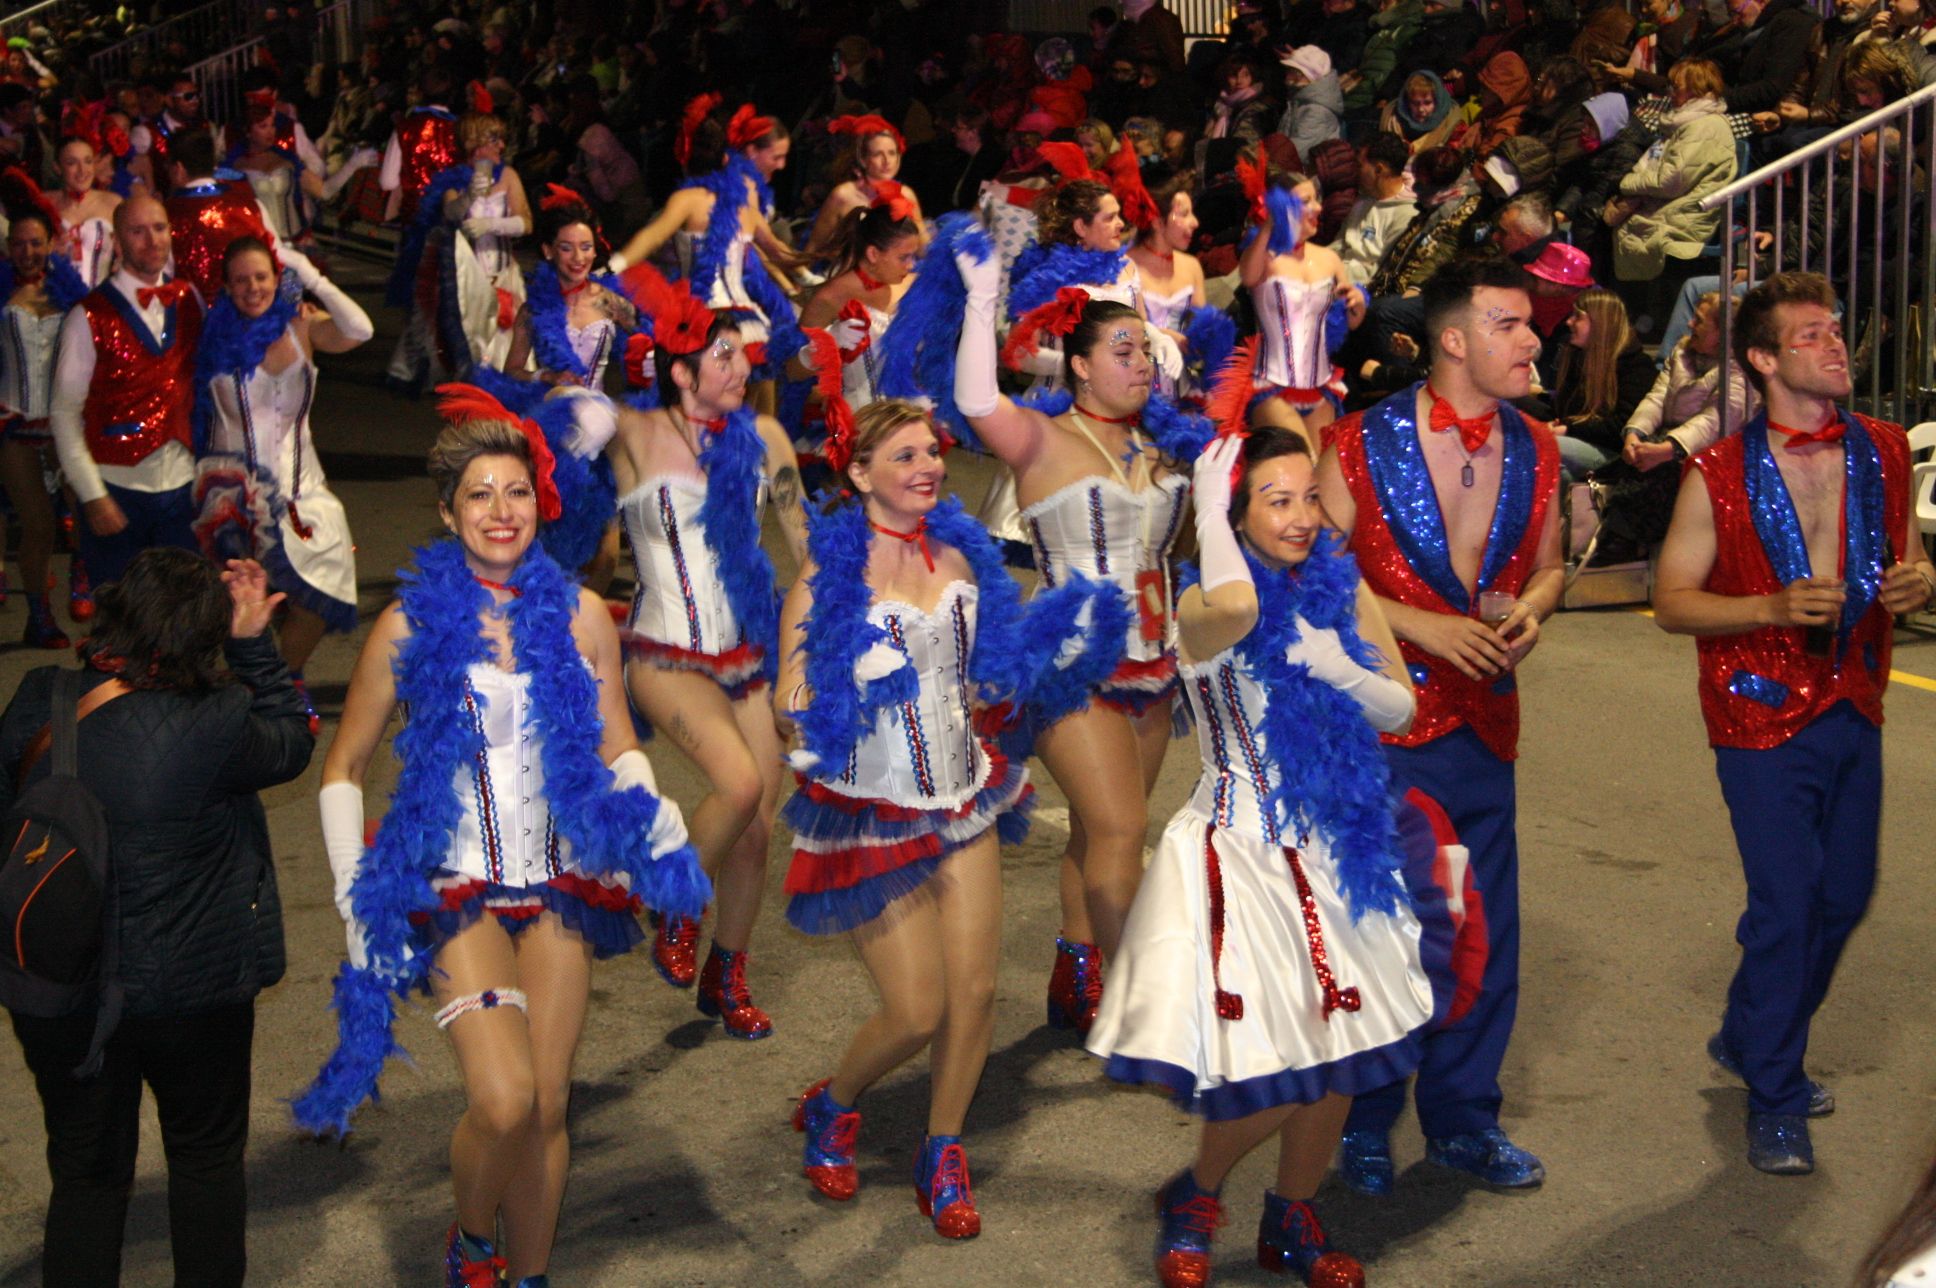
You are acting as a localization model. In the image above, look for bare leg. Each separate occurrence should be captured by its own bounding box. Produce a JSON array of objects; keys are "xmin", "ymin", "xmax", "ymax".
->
[
  {"xmin": 1037, "ymin": 701, "xmax": 1155, "ymax": 960},
  {"xmin": 1194, "ymin": 1105, "xmax": 1297, "ymax": 1192},
  {"xmin": 1053, "ymin": 695, "xmax": 1171, "ymax": 947},
  {"xmin": 1300, "ymin": 398, "xmax": 1337, "ymax": 443},
  {"xmin": 1274, "ymin": 1093, "xmax": 1351, "ymax": 1200},
  {"xmin": 432, "ymin": 916, "xmax": 535, "ymax": 1241},
  {"xmin": 709, "ymin": 689, "xmax": 783, "ymax": 952},
  {"xmin": 1250, "ymin": 395, "xmax": 1313, "ymax": 452},
  {"xmin": 0, "ymin": 440, "xmax": 54, "ymax": 596},
  {"xmin": 627, "ymin": 665, "xmax": 764, "ymax": 882},
  {"xmin": 829, "ymin": 891, "xmax": 946, "ymax": 1107},
  {"xmin": 498, "ymin": 916, "xmax": 595, "ymax": 1280},
  {"xmin": 924, "ymin": 834, "xmax": 1002, "ymax": 1136},
  {"xmin": 277, "ymin": 603, "xmax": 329, "ymax": 674}
]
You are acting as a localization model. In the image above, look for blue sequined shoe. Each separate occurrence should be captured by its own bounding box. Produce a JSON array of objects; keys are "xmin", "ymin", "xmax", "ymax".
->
[
  {"xmin": 1708, "ymin": 1032, "xmax": 1834, "ymax": 1117},
  {"xmin": 1257, "ymin": 1191, "xmax": 1365, "ymax": 1284},
  {"xmin": 794, "ymin": 1078, "xmax": 861, "ymax": 1200},
  {"xmin": 1746, "ymin": 1113, "xmax": 1814, "ymax": 1175},
  {"xmin": 1336, "ymin": 1130, "xmax": 1394, "ymax": 1197},
  {"xmin": 443, "ymin": 1223, "xmax": 503, "ymax": 1288},
  {"xmin": 1153, "ymin": 1170, "xmax": 1223, "ymax": 1288},
  {"xmin": 696, "ymin": 944, "xmax": 772, "ymax": 1039},
  {"xmin": 913, "ymin": 1135, "xmax": 981, "ymax": 1238},
  {"xmin": 1425, "ymin": 1128, "xmax": 1545, "ymax": 1188}
]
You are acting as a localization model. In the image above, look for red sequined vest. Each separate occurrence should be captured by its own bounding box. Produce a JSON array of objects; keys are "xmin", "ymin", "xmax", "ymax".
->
[
  {"xmin": 165, "ymin": 181, "xmax": 269, "ymax": 303},
  {"xmin": 1332, "ymin": 400, "xmax": 1560, "ymax": 761},
  {"xmin": 79, "ymin": 284, "xmax": 202, "ymax": 467},
  {"xmin": 1691, "ymin": 415, "xmax": 1908, "ymax": 750},
  {"xmin": 398, "ymin": 110, "xmax": 459, "ymax": 215}
]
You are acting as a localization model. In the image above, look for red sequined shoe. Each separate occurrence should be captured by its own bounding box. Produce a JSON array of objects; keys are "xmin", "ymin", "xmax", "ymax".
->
[
  {"xmin": 696, "ymin": 944, "xmax": 772, "ymax": 1039},
  {"xmin": 794, "ymin": 1078, "xmax": 861, "ymax": 1200},
  {"xmin": 913, "ymin": 1135, "xmax": 981, "ymax": 1239},
  {"xmin": 1046, "ymin": 935, "xmax": 1104, "ymax": 1032},
  {"xmin": 67, "ymin": 556, "xmax": 94, "ymax": 622},
  {"xmin": 443, "ymin": 1223, "xmax": 504, "ymax": 1288},
  {"xmin": 650, "ymin": 910, "xmax": 701, "ymax": 988}
]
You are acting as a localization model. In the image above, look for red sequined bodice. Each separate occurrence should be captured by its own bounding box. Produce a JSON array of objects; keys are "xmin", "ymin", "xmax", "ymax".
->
[
  {"xmin": 1333, "ymin": 404, "xmax": 1559, "ymax": 761},
  {"xmin": 1691, "ymin": 415, "xmax": 1908, "ymax": 749},
  {"xmin": 79, "ymin": 285, "xmax": 201, "ymax": 467},
  {"xmin": 398, "ymin": 111, "xmax": 459, "ymax": 214},
  {"xmin": 165, "ymin": 182, "xmax": 270, "ymax": 303}
]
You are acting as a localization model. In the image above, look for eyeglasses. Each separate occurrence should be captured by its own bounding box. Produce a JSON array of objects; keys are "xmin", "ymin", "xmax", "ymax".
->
[{"xmin": 174, "ymin": 88, "xmax": 200, "ymax": 100}]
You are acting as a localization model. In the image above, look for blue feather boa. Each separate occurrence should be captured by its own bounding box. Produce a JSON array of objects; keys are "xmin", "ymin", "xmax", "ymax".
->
[
  {"xmin": 792, "ymin": 495, "xmax": 1129, "ymax": 773},
  {"xmin": 877, "ymin": 213, "xmax": 993, "ymax": 449},
  {"xmin": 190, "ymin": 281, "xmax": 302, "ymax": 455},
  {"xmin": 677, "ymin": 166, "xmax": 744, "ymax": 304},
  {"xmin": 737, "ymin": 245, "xmax": 806, "ymax": 377},
  {"xmin": 1181, "ymin": 534, "xmax": 1407, "ymax": 921},
  {"xmin": 727, "ymin": 152, "xmax": 775, "ymax": 218},
  {"xmin": 1182, "ymin": 304, "xmax": 1237, "ymax": 381},
  {"xmin": 291, "ymin": 538, "xmax": 708, "ymax": 1136},
  {"xmin": 1005, "ymin": 243, "xmax": 1128, "ymax": 319},
  {"xmin": 700, "ymin": 407, "xmax": 781, "ymax": 683},
  {"xmin": 1016, "ymin": 387, "xmax": 1213, "ymax": 464},
  {"xmin": 385, "ymin": 161, "xmax": 493, "ymax": 308},
  {"xmin": 675, "ymin": 164, "xmax": 803, "ymax": 378},
  {"xmin": 526, "ymin": 261, "xmax": 632, "ymax": 383},
  {"xmin": 467, "ymin": 367, "xmax": 618, "ymax": 572},
  {"xmin": 0, "ymin": 253, "xmax": 88, "ymax": 317}
]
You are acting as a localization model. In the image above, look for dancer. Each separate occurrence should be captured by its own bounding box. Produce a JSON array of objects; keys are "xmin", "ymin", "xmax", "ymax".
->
[
  {"xmin": 192, "ymin": 236, "xmax": 372, "ymax": 697},
  {"xmin": 797, "ymin": 198, "xmax": 921, "ymax": 410},
  {"xmin": 941, "ymin": 227, "xmax": 1210, "ymax": 1033},
  {"xmin": 378, "ymin": 68, "xmax": 459, "ymax": 224},
  {"xmin": 1653, "ymin": 271, "xmax": 1929, "ymax": 1174},
  {"xmin": 781, "ymin": 398, "xmax": 1119, "ymax": 1239},
  {"xmin": 505, "ymin": 192, "xmax": 635, "ymax": 390},
  {"xmin": 1126, "ymin": 168, "xmax": 1206, "ymax": 354},
  {"xmin": 0, "ymin": 198, "xmax": 88, "ymax": 646},
  {"xmin": 605, "ymin": 266, "xmax": 805, "ymax": 1038},
  {"xmin": 807, "ymin": 114, "xmax": 927, "ymax": 252},
  {"xmin": 296, "ymin": 389, "xmax": 706, "ymax": 1288},
  {"xmin": 227, "ymin": 95, "xmax": 323, "ymax": 252},
  {"xmin": 1239, "ymin": 176, "xmax": 1366, "ymax": 445},
  {"xmin": 1316, "ymin": 254, "xmax": 1561, "ymax": 1193},
  {"xmin": 1090, "ymin": 430, "xmax": 1463, "ymax": 1287},
  {"xmin": 52, "ymin": 128, "xmax": 120, "ymax": 287}
]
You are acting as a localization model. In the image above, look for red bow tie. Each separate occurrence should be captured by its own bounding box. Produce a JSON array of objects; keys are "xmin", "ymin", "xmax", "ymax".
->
[
  {"xmin": 1427, "ymin": 384, "xmax": 1496, "ymax": 454},
  {"xmin": 1769, "ymin": 413, "xmax": 1845, "ymax": 451},
  {"xmin": 137, "ymin": 280, "xmax": 192, "ymax": 309},
  {"xmin": 870, "ymin": 517, "xmax": 935, "ymax": 572}
]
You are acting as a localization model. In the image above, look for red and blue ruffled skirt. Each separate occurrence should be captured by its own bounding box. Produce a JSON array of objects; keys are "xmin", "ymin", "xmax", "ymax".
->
[{"xmin": 410, "ymin": 869, "xmax": 646, "ymax": 959}]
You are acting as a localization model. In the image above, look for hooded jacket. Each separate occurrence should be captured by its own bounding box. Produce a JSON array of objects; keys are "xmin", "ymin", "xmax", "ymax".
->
[
  {"xmin": 1470, "ymin": 53, "xmax": 1532, "ymax": 157},
  {"xmin": 1614, "ymin": 95, "xmax": 1738, "ymax": 280},
  {"xmin": 1347, "ymin": 0, "xmax": 1426, "ymax": 109},
  {"xmin": 1281, "ymin": 70, "xmax": 1346, "ymax": 163}
]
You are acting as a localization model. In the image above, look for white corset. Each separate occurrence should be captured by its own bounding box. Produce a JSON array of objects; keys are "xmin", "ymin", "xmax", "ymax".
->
[
  {"xmin": 1022, "ymin": 472, "xmax": 1189, "ymax": 664},
  {"xmin": 1253, "ymin": 274, "xmax": 1333, "ymax": 391},
  {"xmin": 1182, "ymin": 647, "xmax": 1297, "ymax": 847},
  {"xmin": 621, "ymin": 475, "xmax": 745, "ymax": 655},
  {"xmin": 448, "ymin": 664, "xmax": 574, "ymax": 886},
  {"xmin": 243, "ymin": 166, "xmax": 299, "ymax": 244},
  {"xmin": 465, "ymin": 188, "xmax": 514, "ymax": 278},
  {"xmin": 823, "ymin": 582, "xmax": 989, "ymax": 808},
  {"xmin": 566, "ymin": 317, "xmax": 616, "ymax": 387},
  {"xmin": 0, "ymin": 302, "xmax": 62, "ymax": 419},
  {"xmin": 840, "ymin": 302, "xmax": 893, "ymax": 408},
  {"xmin": 1142, "ymin": 283, "xmax": 1194, "ymax": 333},
  {"xmin": 205, "ymin": 336, "xmax": 321, "ymax": 488},
  {"xmin": 65, "ymin": 217, "xmax": 114, "ymax": 288}
]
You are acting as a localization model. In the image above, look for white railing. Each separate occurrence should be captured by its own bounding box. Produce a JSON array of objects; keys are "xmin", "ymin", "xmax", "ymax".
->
[
  {"xmin": 187, "ymin": 37, "xmax": 262, "ymax": 132},
  {"xmin": 0, "ymin": 0, "xmax": 94, "ymax": 38},
  {"xmin": 313, "ymin": 0, "xmax": 380, "ymax": 68},
  {"xmin": 89, "ymin": 0, "xmax": 246, "ymax": 82},
  {"xmin": 1700, "ymin": 81, "xmax": 1936, "ymax": 430},
  {"xmin": 1008, "ymin": 0, "xmax": 1235, "ymax": 37}
]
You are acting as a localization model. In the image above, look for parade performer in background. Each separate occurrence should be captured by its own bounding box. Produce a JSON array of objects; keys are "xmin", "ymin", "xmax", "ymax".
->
[
  {"xmin": 780, "ymin": 397, "xmax": 1123, "ymax": 1239},
  {"xmin": 0, "ymin": 193, "xmax": 88, "ymax": 646},
  {"xmin": 50, "ymin": 194, "xmax": 203, "ymax": 588},
  {"xmin": 296, "ymin": 390, "xmax": 706, "ymax": 1288},
  {"xmin": 52, "ymin": 111, "xmax": 122, "ymax": 286},
  {"xmin": 161, "ymin": 129, "xmax": 276, "ymax": 305},
  {"xmin": 226, "ymin": 92, "xmax": 323, "ymax": 252},
  {"xmin": 1653, "ymin": 271, "xmax": 1931, "ymax": 1176},
  {"xmin": 191, "ymin": 235, "xmax": 372, "ymax": 699},
  {"xmin": 806, "ymin": 114, "xmax": 928, "ymax": 253},
  {"xmin": 378, "ymin": 67, "xmax": 460, "ymax": 224},
  {"xmin": 1316, "ymin": 254, "xmax": 1561, "ymax": 1195},
  {"xmin": 1090, "ymin": 430, "xmax": 1471, "ymax": 1288},
  {"xmin": 1126, "ymin": 166, "xmax": 1231, "ymax": 403},
  {"xmin": 605, "ymin": 263, "xmax": 806, "ymax": 1040},
  {"xmin": 504, "ymin": 191, "xmax": 635, "ymax": 390}
]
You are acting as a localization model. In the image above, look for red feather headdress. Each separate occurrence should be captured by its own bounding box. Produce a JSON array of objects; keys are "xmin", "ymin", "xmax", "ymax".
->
[
  {"xmin": 1000, "ymin": 287, "xmax": 1091, "ymax": 372},
  {"xmin": 613, "ymin": 261, "xmax": 716, "ymax": 356},
  {"xmin": 467, "ymin": 79, "xmax": 494, "ymax": 115},
  {"xmin": 804, "ymin": 327, "xmax": 859, "ymax": 473},
  {"xmin": 433, "ymin": 382, "xmax": 562, "ymax": 522},
  {"xmin": 726, "ymin": 103, "xmax": 776, "ymax": 151},
  {"xmin": 675, "ymin": 92, "xmax": 723, "ymax": 168},
  {"xmin": 870, "ymin": 178, "xmax": 915, "ymax": 223},
  {"xmin": 827, "ymin": 113, "xmax": 906, "ymax": 155},
  {"xmin": 1034, "ymin": 142, "xmax": 1095, "ymax": 184},
  {"xmin": 0, "ymin": 166, "xmax": 62, "ymax": 238}
]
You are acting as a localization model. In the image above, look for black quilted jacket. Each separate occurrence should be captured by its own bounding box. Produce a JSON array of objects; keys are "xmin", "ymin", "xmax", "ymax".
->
[{"xmin": 0, "ymin": 635, "xmax": 314, "ymax": 1017}]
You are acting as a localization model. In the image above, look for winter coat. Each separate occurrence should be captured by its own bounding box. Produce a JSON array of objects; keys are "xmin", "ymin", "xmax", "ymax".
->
[
  {"xmin": 1614, "ymin": 96, "xmax": 1737, "ymax": 281},
  {"xmin": 1469, "ymin": 53, "xmax": 1532, "ymax": 157},
  {"xmin": 1378, "ymin": 69, "xmax": 1461, "ymax": 151},
  {"xmin": 1626, "ymin": 336, "xmax": 1757, "ymax": 455},
  {"xmin": 1281, "ymin": 72, "xmax": 1347, "ymax": 162},
  {"xmin": 1553, "ymin": 344, "xmax": 1663, "ymax": 452},
  {"xmin": 1721, "ymin": 0, "xmax": 1823, "ymax": 112},
  {"xmin": 0, "ymin": 636, "xmax": 313, "ymax": 1018},
  {"xmin": 1334, "ymin": 191, "xmax": 1420, "ymax": 284},
  {"xmin": 1370, "ymin": 182, "xmax": 1491, "ymax": 296},
  {"xmin": 1348, "ymin": 0, "xmax": 1426, "ymax": 109}
]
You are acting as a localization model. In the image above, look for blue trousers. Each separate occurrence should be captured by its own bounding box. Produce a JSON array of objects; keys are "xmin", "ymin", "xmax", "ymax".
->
[
  {"xmin": 1346, "ymin": 725, "xmax": 1520, "ymax": 1139},
  {"xmin": 1713, "ymin": 701, "xmax": 1881, "ymax": 1116},
  {"xmin": 77, "ymin": 482, "xmax": 196, "ymax": 587}
]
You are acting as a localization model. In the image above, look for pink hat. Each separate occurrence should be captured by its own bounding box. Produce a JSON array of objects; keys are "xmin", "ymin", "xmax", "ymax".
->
[
  {"xmin": 1525, "ymin": 241, "xmax": 1593, "ymax": 289},
  {"xmin": 1016, "ymin": 108, "xmax": 1060, "ymax": 136}
]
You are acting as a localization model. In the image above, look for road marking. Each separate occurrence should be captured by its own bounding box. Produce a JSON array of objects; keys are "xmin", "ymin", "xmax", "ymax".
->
[{"xmin": 1627, "ymin": 605, "xmax": 1936, "ymax": 692}]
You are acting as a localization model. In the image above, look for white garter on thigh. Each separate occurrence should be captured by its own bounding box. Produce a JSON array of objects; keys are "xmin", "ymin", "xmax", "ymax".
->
[{"xmin": 434, "ymin": 987, "xmax": 529, "ymax": 1029}]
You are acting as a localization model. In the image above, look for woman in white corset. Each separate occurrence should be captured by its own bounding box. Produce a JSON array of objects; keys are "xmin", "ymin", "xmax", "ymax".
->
[
  {"xmin": 956, "ymin": 261, "xmax": 1206, "ymax": 1035},
  {"xmin": 604, "ymin": 272, "xmax": 807, "ymax": 1040},
  {"xmin": 192, "ymin": 236, "xmax": 373, "ymax": 686},
  {"xmin": 1127, "ymin": 168, "xmax": 1209, "ymax": 400},
  {"xmin": 807, "ymin": 114, "xmax": 928, "ymax": 254},
  {"xmin": 0, "ymin": 208, "xmax": 88, "ymax": 647},
  {"xmin": 229, "ymin": 104, "xmax": 323, "ymax": 250},
  {"xmin": 1239, "ymin": 174, "xmax": 1367, "ymax": 445},
  {"xmin": 505, "ymin": 194, "xmax": 635, "ymax": 391},
  {"xmin": 52, "ymin": 136, "xmax": 118, "ymax": 288},
  {"xmin": 438, "ymin": 109, "xmax": 530, "ymax": 374}
]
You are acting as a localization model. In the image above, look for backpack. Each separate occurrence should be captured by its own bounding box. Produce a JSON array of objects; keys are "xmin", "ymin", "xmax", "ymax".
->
[{"xmin": 0, "ymin": 669, "xmax": 123, "ymax": 1077}]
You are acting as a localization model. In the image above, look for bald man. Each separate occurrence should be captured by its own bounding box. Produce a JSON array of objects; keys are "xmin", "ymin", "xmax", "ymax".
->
[{"xmin": 50, "ymin": 194, "xmax": 205, "ymax": 585}]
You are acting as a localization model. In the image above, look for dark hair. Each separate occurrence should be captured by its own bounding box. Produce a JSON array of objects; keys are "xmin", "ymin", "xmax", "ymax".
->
[
  {"xmin": 537, "ymin": 197, "xmax": 599, "ymax": 247},
  {"xmin": 684, "ymin": 115, "xmax": 728, "ymax": 176},
  {"xmin": 221, "ymin": 233, "xmax": 275, "ymax": 279},
  {"xmin": 78, "ymin": 547, "xmax": 231, "ymax": 692},
  {"xmin": 169, "ymin": 126, "xmax": 217, "ymax": 179},
  {"xmin": 420, "ymin": 64, "xmax": 454, "ymax": 106},
  {"xmin": 1421, "ymin": 253, "xmax": 1534, "ymax": 353},
  {"xmin": 6, "ymin": 205, "xmax": 54, "ymax": 239},
  {"xmin": 1732, "ymin": 270, "xmax": 1837, "ymax": 394},
  {"xmin": 655, "ymin": 313, "xmax": 742, "ymax": 395},
  {"xmin": 0, "ymin": 84, "xmax": 32, "ymax": 115},
  {"xmin": 1861, "ymin": 1158, "xmax": 1936, "ymax": 1286},
  {"xmin": 1361, "ymin": 132, "xmax": 1411, "ymax": 177},
  {"xmin": 1062, "ymin": 298, "xmax": 1143, "ymax": 389},
  {"xmin": 826, "ymin": 203, "xmax": 919, "ymax": 278},
  {"xmin": 1414, "ymin": 145, "xmax": 1467, "ymax": 192},
  {"xmin": 1534, "ymin": 55, "xmax": 1593, "ymax": 108},
  {"xmin": 1146, "ymin": 165, "xmax": 1196, "ymax": 224},
  {"xmin": 1038, "ymin": 177, "xmax": 1115, "ymax": 246},
  {"xmin": 1230, "ymin": 425, "xmax": 1314, "ymax": 528}
]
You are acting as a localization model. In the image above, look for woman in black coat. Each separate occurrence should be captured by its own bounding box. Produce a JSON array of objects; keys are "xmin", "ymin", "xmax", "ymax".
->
[{"xmin": 0, "ymin": 548, "xmax": 314, "ymax": 1288}]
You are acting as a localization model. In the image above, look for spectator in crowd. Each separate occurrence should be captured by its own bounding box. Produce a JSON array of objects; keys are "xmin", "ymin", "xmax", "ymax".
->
[
  {"xmin": 1468, "ymin": 52, "xmax": 1534, "ymax": 157},
  {"xmin": 1852, "ymin": 0, "xmax": 1936, "ymax": 84},
  {"xmin": 1206, "ymin": 55, "xmax": 1278, "ymax": 148},
  {"xmin": 1609, "ymin": 59, "xmax": 1737, "ymax": 285},
  {"xmin": 1278, "ymin": 46, "xmax": 1346, "ymax": 163},
  {"xmin": 1546, "ymin": 287, "xmax": 1659, "ymax": 478},
  {"xmin": 1380, "ymin": 70, "xmax": 1463, "ymax": 153},
  {"xmin": 1333, "ymin": 133, "xmax": 1418, "ymax": 287},
  {"xmin": 1346, "ymin": 0, "xmax": 1428, "ymax": 118},
  {"xmin": 1123, "ymin": 0, "xmax": 1189, "ymax": 75}
]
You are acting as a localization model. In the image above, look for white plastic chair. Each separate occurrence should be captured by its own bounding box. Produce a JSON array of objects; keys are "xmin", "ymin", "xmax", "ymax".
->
[{"xmin": 1907, "ymin": 421, "xmax": 1936, "ymax": 459}]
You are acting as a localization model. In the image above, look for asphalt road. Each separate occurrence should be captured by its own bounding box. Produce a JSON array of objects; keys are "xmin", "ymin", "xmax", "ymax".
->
[{"xmin": 1, "ymin": 260, "xmax": 1932, "ymax": 1287}]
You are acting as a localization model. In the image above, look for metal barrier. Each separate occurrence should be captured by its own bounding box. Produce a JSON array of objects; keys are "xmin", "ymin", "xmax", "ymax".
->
[
  {"xmin": 1008, "ymin": 0, "xmax": 1234, "ymax": 37},
  {"xmin": 0, "ymin": 0, "xmax": 96, "ymax": 38},
  {"xmin": 1701, "ymin": 81, "xmax": 1936, "ymax": 431},
  {"xmin": 188, "ymin": 37, "xmax": 263, "ymax": 133},
  {"xmin": 89, "ymin": 0, "xmax": 246, "ymax": 82}
]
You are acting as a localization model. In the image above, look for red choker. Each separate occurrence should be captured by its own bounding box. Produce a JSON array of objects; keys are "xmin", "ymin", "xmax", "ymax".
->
[
  {"xmin": 560, "ymin": 279, "xmax": 589, "ymax": 298},
  {"xmin": 855, "ymin": 266, "xmax": 885, "ymax": 292},
  {"xmin": 474, "ymin": 575, "xmax": 521, "ymax": 597},
  {"xmin": 870, "ymin": 517, "xmax": 935, "ymax": 572},
  {"xmin": 1073, "ymin": 403, "xmax": 1140, "ymax": 426}
]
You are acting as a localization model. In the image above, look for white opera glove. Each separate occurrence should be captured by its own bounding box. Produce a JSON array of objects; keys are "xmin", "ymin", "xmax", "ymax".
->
[
  {"xmin": 302, "ymin": 265, "xmax": 375, "ymax": 344},
  {"xmin": 1148, "ymin": 325, "xmax": 1185, "ymax": 382},
  {"xmin": 463, "ymin": 214, "xmax": 526, "ymax": 240},
  {"xmin": 828, "ymin": 315, "xmax": 869, "ymax": 354},
  {"xmin": 318, "ymin": 781, "xmax": 375, "ymax": 970},
  {"xmin": 610, "ymin": 748, "xmax": 691, "ymax": 859},
  {"xmin": 605, "ymin": 249, "xmax": 631, "ymax": 274},
  {"xmin": 547, "ymin": 386, "xmax": 618, "ymax": 457},
  {"xmin": 855, "ymin": 639, "xmax": 910, "ymax": 683},
  {"xmin": 280, "ymin": 244, "xmax": 323, "ymax": 290},
  {"xmin": 954, "ymin": 249, "xmax": 1002, "ymax": 419},
  {"xmin": 1019, "ymin": 343, "xmax": 1063, "ymax": 378},
  {"xmin": 469, "ymin": 163, "xmax": 495, "ymax": 194},
  {"xmin": 1193, "ymin": 435, "xmax": 1250, "ymax": 594},
  {"xmin": 1288, "ymin": 616, "xmax": 1416, "ymax": 733}
]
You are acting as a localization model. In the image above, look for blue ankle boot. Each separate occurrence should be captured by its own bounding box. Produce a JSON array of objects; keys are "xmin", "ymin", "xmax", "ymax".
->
[
  {"xmin": 913, "ymin": 1135, "xmax": 980, "ymax": 1238},
  {"xmin": 1154, "ymin": 1169, "xmax": 1223, "ymax": 1288},
  {"xmin": 794, "ymin": 1078, "xmax": 860, "ymax": 1200},
  {"xmin": 1257, "ymin": 1191, "xmax": 1364, "ymax": 1283}
]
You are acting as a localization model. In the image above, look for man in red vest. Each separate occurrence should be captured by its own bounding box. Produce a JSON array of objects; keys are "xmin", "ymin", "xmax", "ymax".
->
[
  {"xmin": 378, "ymin": 67, "xmax": 460, "ymax": 223},
  {"xmin": 49, "ymin": 195, "xmax": 203, "ymax": 586},
  {"xmin": 1654, "ymin": 270, "xmax": 1931, "ymax": 1174},
  {"xmin": 162, "ymin": 130, "xmax": 275, "ymax": 305},
  {"xmin": 1317, "ymin": 253, "xmax": 1563, "ymax": 1193}
]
